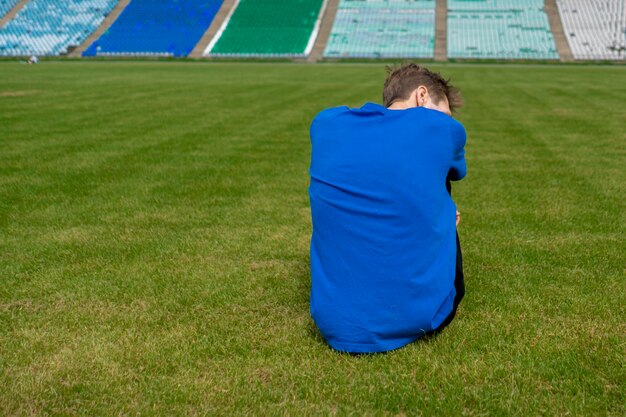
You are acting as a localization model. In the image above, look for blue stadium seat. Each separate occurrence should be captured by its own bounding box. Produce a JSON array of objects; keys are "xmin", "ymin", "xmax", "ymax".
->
[
  {"xmin": 83, "ymin": 0, "xmax": 223, "ymax": 57},
  {"xmin": 0, "ymin": 0, "xmax": 117, "ymax": 56},
  {"xmin": 0, "ymin": 0, "xmax": 20, "ymax": 19}
]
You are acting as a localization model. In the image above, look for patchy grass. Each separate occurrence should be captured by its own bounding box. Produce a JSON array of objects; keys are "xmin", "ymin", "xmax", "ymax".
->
[{"xmin": 0, "ymin": 61, "xmax": 624, "ymax": 416}]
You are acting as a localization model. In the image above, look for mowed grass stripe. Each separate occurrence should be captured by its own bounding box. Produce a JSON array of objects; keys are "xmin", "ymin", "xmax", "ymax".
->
[{"xmin": 0, "ymin": 62, "xmax": 624, "ymax": 416}]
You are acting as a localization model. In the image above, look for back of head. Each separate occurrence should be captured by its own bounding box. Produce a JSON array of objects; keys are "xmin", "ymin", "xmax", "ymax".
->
[{"xmin": 383, "ymin": 63, "xmax": 463, "ymax": 111}]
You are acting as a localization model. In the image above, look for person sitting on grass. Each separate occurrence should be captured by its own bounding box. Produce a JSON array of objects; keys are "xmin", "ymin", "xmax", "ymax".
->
[{"xmin": 308, "ymin": 63, "xmax": 467, "ymax": 353}]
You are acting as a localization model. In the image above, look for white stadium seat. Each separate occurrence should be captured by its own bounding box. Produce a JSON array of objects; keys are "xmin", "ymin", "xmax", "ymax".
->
[{"xmin": 557, "ymin": 0, "xmax": 626, "ymax": 60}]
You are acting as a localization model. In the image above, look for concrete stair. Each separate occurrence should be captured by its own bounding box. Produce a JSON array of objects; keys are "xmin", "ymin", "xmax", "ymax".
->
[
  {"xmin": 434, "ymin": 0, "xmax": 447, "ymax": 61},
  {"xmin": 307, "ymin": 0, "xmax": 339, "ymax": 62},
  {"xmin": 189, "ymin": 0, "xmax": 237, "ymax": 58},
  {"xmin": 70, "ymin": 0, "xmax": 130, "ymax": 57},
  {"xmin": 544, "ymin": 0, "xmax": 573, "ymax": 62}
]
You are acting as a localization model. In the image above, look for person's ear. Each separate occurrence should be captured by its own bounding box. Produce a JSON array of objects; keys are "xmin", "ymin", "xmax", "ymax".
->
[{"xmin": 416, "ymin": 86, "xmax": 428, "ymax": 107}]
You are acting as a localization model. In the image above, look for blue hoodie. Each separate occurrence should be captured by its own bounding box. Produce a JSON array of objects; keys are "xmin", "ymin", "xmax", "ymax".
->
[{"xmin": 309, "ymin": 102, "xmax": 467, "ymax": 353}]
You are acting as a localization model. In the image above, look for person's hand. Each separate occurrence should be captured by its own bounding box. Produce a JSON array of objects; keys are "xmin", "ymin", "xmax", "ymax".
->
[{"xmin": 456, "ymin": 210, "xmax": 460, "ymax": 226}]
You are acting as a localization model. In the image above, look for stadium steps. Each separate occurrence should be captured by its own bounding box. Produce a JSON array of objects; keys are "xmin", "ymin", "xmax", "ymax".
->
[
  {"xmin": 434, "ymin": 0, "xmax": 447, "ymax": 61},
  {"xmin": 188, "ymin": 0, "xmax": 236, "ymax": 58},
  {"xmin": 0, "ymin": 0, "xmax": 29, "ymax": 28},
  {"xmin": 70, "ymin": 0, "xmax": 130, "ymax": 57},
  {"xmin": 307, "ymin": 0, "xmax": 339, "ymax": 62},
  {"xmin": 544, "ymin": 0, "xmax": 573, "ymax": 62}
]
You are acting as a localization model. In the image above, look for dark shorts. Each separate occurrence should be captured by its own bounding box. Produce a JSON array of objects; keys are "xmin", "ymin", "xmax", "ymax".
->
[
  {"xmin": 433, "ymin": 177, "xmax": 466, "ymax": 334},
  {"xmin": 430, "ymin": 231, "xmax": 465, "ymax": 334}
]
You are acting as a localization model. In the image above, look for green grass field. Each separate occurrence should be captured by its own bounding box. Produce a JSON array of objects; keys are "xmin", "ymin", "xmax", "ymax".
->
[{"xmin": 1, "ymin": 61, "xmax": 624, "ymax": 416}]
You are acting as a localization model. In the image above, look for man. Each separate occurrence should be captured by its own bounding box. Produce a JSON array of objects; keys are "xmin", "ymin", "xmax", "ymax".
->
[{"xmin": 308, "ymin": 63, "xmax": 466, "ymax": 353}]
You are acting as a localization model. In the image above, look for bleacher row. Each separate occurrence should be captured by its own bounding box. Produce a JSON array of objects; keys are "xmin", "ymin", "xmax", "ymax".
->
[
  {"xmin": 448, "ymin": 0, "xmax": 558, "ymax": 60},
  {"xmin": 557, "ymin": 0, "xmax": 626, "ymax": 60},
  {"xmin": 0, "ymin": 0, "xmax": 117, "ymax": 56},
  {"xmin": 0, "ymin": 0, "xmax": 20, "ymax": 17},
  {"xmin": 84, "ymin": 0, "xmax": 223, "ymax": 57},
  {"xmin": 324, "ymin": 0, "xmax": 436, "ymax": 59},
  {"xmin": 0, "ymin": 0, "xmax": 624, "ymax": 60}
]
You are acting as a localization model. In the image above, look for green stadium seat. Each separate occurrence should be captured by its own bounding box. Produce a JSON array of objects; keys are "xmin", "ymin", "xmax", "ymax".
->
[{"xmin": 206, "ymin": 0, "xmax": 324, "ymax": 56}]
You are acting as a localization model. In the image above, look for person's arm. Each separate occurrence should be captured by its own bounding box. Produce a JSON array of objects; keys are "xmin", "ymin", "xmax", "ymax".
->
[
  {"xmin": 446, "ymin": 176, "xmax": 461, "ymax": 226},
  {"xmin": 448, "ymin": 119, "xmax": 467, "ymax": 181},
  {"xmin": 447, "ymin": 120, "xmax": 466, "ymax": 226}
]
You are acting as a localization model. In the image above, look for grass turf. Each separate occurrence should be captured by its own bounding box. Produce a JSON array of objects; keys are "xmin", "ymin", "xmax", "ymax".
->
[{"xmin": 0, "ymin": 61, "xmax": 624, "ymax": 416}]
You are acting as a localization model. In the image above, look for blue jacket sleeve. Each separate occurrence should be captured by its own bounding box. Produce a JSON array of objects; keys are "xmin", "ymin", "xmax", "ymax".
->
[{"xmin": 448, "ymin": 119, "xmax": 467, "ymax": 181}]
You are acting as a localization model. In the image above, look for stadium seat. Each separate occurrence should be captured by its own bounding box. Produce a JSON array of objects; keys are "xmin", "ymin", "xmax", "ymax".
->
[
  {"xmin": 323, "ymin": 0, "xmax": 436, "ymax": 59},
  {"xmin": 0, "ymin": 0, "xmax": 20, "ymax": 19},
  {"xmin": 206, "ymin": 0, "xmax": 324, "ymax": 56},
  {"xmin": 447, "ymin": 0, "xmax": 559, "ymax": 60},
  {"xmin": 0, "ymin": 0, "xmax": 117, "ymax": 56},
  {"xmin": 557, "ymin": 0, "xmax": 626, "ymax": 60},
  {"xmin": 83, "ymin": 0, "xmax": 223, "ymax": 57}
]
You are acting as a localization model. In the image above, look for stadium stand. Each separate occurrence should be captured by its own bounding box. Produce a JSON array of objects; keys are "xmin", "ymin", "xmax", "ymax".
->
[
  {"xmin": 557, "ymin": 0, "xmax": 626, "ymax": 60},
  {"xmin": 69, "ymin": 0, "xmax": 128, "ymax": 57},
  {"xmin": 0, "ymin": 0, "xmax": 20, "ymax": 19},
  {"xmin": 323, "ymin": 0, "xmax": 436, "ymax": 59},
  {"xmin": 83, "ymin": 0, "xmax": 223, "ymax": 57},
  {"xmin": 0, "ymin": 0, "xmax": 117, "ymax": 56},
  {"xmin": 447, "ymin": 0, "xmax": 559, "ymax": 60},
  {"xmin": 0, "ymin": 0, "xmax": 30, "ymax": 30},
  {"xmin": 206, "ymin": 0, "xmax": 325, "ymax": 56}
]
